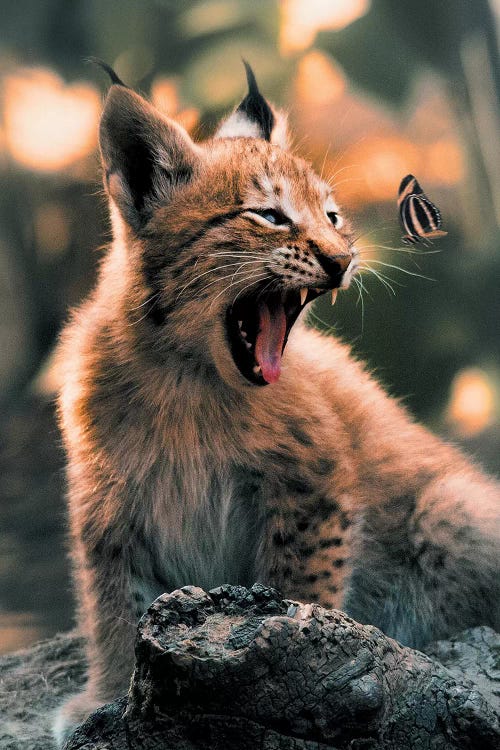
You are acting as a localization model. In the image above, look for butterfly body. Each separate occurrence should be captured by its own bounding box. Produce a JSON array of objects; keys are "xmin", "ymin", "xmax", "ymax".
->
[{"xmin": 398, "ymin": 174, "xmax": 447, "ymax": 245}]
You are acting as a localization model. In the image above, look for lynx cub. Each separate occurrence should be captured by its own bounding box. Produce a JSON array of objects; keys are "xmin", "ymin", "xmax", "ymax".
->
[{"xmin": 54, "ymin": 64, "xmax": 500, "ymax": 743}]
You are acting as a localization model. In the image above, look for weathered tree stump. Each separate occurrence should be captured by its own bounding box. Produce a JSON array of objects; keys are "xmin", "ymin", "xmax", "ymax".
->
[{"xmin": 62, "ymin": 584, "xmax": 499, "ymax": 750}]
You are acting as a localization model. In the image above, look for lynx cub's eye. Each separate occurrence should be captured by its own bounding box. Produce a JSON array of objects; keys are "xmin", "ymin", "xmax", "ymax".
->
[
  {"xmin": 327, "ymin": 211, "xmax": 343, "ymax": 229},
  {"xmin": 251, "ymin": 208, "xmax": 290, "ymax": 226}
]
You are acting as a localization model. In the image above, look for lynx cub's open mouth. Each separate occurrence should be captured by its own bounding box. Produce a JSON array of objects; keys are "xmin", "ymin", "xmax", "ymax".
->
[{"xmin": 226, "ymin": 286, "xmax": 337, "ymax": 385}]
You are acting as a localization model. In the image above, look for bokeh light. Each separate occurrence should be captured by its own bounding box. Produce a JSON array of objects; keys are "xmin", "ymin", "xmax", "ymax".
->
[
  {"xmin": 447, "ymin": 368, "xmax": 497, "ymax": 438},
  {"xmin": 280, "ymin": 0, "xmax": 371, "ymax": 54},
  {"xmin": 150, "ymin": 76, "xmax": 199, "ymax": 132},
  {"xmin": 295, "ymin": 51, "xmax": 346, "ymax": 105},
  {"xmin": 3, "ymin": 68, "xmax": 100, "ymax": 172}
]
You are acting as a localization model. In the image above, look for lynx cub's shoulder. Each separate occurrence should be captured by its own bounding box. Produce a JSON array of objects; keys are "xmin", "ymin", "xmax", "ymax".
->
[{"xmin": 54, "ymin": 64, "xmax": 500, "ymax": 745}]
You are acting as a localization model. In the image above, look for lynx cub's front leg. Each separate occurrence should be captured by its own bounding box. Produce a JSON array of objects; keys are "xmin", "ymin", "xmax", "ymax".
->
[
  {"xmin": 53, "ymin": 533, "xmax": 147, "ymax": 744},
  {"xmin": 256, "ymin": 482, "xmax": 354, "ymax": 610}
]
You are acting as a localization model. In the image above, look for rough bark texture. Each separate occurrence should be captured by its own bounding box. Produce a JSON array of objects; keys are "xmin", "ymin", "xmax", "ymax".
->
[{"xmin": 1, "ymin": 585, "xmax": 499, "ymax": 750}]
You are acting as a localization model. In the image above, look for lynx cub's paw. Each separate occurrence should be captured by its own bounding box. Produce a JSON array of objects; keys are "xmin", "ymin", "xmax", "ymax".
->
[{"xmin": 52, "ymin": 690, "xmax": 102, "ymax": 747}]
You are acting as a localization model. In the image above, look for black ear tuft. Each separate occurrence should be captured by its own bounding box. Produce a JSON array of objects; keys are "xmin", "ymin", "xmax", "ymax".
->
[
  {"xmin": 242, "ymin": 59, "xmax": 260, "ymax": 99},
  {"xmin": 238, "ymin": 60, "xmax": 275, "ymax": 141},
  {"xmin": 86, "ymin": 57, "xmax": 128, "ymax": 88}
]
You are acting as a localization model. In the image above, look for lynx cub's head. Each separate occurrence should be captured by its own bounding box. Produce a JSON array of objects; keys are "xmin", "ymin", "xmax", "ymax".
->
[{"xmin": 99, "ymin": 63, "xmax": 358, "ymax": 388}]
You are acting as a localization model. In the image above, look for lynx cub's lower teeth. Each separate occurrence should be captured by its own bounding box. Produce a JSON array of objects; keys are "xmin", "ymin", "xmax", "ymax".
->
[
  {"xmin": 238, "ymin": 320, "xmax": 243, "ymax": 328},
  {"xmin": 331, "ymin": 289, "xmax": 338, "ymax": 305},
  {"xmin": 253, "ymin": 365, "xmax": 261, "ymax": 375},
  {"xmin": 300, "ymin": 289, "xmax": 307, "ymax": 306}
]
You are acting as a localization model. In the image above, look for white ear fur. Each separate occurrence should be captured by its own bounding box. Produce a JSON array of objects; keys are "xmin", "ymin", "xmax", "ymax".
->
[
  {"xmin": 268, "ymin": 108, "xmax": 289, "ymax": 150},
  {"xmin": 216, "ymin": 105, "xmax": 289, "ymax": 149},
  {"xmin": 216, "ymin": 111, "xmax": 263, "ymax": 140},
  {"xmin": 215, "ymin": 61, "xmax": 290, "ymax": 149}
]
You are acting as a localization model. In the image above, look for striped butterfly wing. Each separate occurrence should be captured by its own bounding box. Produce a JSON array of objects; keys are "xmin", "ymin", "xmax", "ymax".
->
[
  {"xmin": 398, "ymin": 175, "xmax": 424, "ymax": 243},
  {"xmin": 408, "ymin": 195, "xmax": 442, "ymax": 233},
  {"xmin": 397, "ymin": 174, "xmax": 424, "ymax": 207},
  {"xmin": 400, "ymin": 194, "xmax": 447, "ymax": 244}
]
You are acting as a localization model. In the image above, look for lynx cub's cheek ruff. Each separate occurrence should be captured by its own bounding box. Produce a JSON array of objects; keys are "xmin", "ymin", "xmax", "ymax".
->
[{"xmin": 53, "ymin": 63, "xmax": 500, "ymax": 745}]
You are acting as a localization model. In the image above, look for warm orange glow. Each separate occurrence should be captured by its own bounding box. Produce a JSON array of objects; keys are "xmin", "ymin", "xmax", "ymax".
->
[
  {"xmin": 3, "ymin": 68, "xmax": 100, "ymax": 172},
  {"xmin": 295, "ymin": 51, "xmax": 345, "ymax": 105},
  {"xmin": 363, "ymin": 139, "xmax": 420, "ymax": 201},
  {"xmin": 151, "ymin": 77, "xmax": 180, "ymax": 117},
  {"xmin": 280, "ymin": 0, "xmax": 370, "ymax": 54},
  {"xmin": 325, "ymin": 132, "xmax": 463, "ymax": 207},
  {"xmin": 175, "ymin": 107, "xmax": 200, "ymax": 133},
  {"xmin": 447, "ymin": 368, "xmax": 496, "ymax": 437},
  {"xmin": 424, "ymin": 139, "xmax": 464, "ymax": 185},
  {"xmin": 291, "ymin": 61, "xmax": 463, "ymax": 210},
  {"xmin": 330, "ymin": 136, "xmax": 420, "ymax": 205},
  {"xmin": 31, "ymin": 347, "xmax": 63, "ymax": 397},
  {"xmin": 150, "ymin": 76, "xmax": 199, "ymax": 133}
]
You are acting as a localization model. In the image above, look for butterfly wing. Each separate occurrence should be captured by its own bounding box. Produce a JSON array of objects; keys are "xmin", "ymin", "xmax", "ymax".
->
[
  {"xmin": 398, "ymin": 176, "xmax": 446, "ymax": 243},
  {"xmin": 401, "ymin": 194, "xmax": 445, "ymax": 239},
  {"xmin": 423, "ymin": 229, "xmax": 448, "ymax": 238},
  {"xmin": 399, "ymin": 194, "xmax": 417, "ymax": 238},
  {"xmin": 398, "ymin": 174, "xmax": 424, "ymax": 207},
  {"xmin": 411, "ymin": 195, "xmax": 439, "ymax": 233}
]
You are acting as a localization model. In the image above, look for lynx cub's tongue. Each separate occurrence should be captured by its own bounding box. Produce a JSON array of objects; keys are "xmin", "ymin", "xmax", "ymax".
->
[{"xmin": 255, "ymin": 299, "xmax": 287, "ymax": 383}]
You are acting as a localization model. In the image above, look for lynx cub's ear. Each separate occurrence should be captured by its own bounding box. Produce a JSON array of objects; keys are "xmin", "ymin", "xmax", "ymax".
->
[
  {"xmin": 216, "ymin": 61, "xmax": 289, "ymax": 149},
  {"xmin": 99, "ymin": 85, "xmax": 200, "ymax": 231}
]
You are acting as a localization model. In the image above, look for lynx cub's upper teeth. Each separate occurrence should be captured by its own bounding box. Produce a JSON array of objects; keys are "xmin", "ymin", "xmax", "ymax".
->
[
  {"xmin": 331, "ymin": 289, "xmax": 338, "ymax": 305},
  {"xmin": 253, "ymin": 365, "xmax": 262, "ymax": 375},
  {"xmin": 300, "ymin": 289, "xmax": 307, "ymax": 306}
]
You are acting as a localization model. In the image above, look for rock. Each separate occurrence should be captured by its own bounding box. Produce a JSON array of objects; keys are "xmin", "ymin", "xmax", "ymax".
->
[{"xmin": 1, "ymin": 585, "xmax": 499, "ymax": 749}]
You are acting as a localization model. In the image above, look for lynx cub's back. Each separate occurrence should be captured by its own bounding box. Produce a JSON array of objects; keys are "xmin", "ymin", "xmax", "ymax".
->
[{"xmin": 54, "ymin": 64, "xmax": 500, "ymax": 745}]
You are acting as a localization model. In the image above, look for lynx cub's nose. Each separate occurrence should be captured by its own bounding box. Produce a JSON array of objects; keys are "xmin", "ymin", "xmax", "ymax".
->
[{"xmin": 315, "ymin": 251, "xmax": 352, "ymax": 287}]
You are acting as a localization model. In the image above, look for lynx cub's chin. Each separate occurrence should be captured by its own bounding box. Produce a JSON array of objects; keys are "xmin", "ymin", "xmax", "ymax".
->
[{"xmin": 54, "ymin": 62, "xmax": 500, "ymax": 745}]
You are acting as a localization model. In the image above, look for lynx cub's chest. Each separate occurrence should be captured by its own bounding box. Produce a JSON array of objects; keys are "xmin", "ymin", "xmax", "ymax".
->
[{"xmin": 131, "ymin": 460, "xmax": 265, "ymax": 599}]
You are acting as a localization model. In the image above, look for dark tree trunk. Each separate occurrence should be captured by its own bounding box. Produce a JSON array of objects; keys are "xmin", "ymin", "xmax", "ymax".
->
[
  {"xmin": 1, "ymin": 584, "xmax": 499, "ymax": 749},
  {"xmin": 68, "ymin": 585, "xmax": 500, "ymax": 750}
]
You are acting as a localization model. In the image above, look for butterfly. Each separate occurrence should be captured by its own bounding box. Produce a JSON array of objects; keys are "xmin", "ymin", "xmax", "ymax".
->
[{"xmin": 398, "ymin": 174, "xmax": 447, "ymax": 245}]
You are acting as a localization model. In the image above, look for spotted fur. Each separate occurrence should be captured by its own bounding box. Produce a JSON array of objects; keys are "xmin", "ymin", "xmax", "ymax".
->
[{"xmin": 53, "ymin": 70, "xmax": 500, "ymax": 745}]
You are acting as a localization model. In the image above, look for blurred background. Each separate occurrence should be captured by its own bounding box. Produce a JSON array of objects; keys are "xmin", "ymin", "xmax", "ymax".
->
[{"xmin": 0, "ymin": 0, "xmax": 499, "ymax": 654}]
